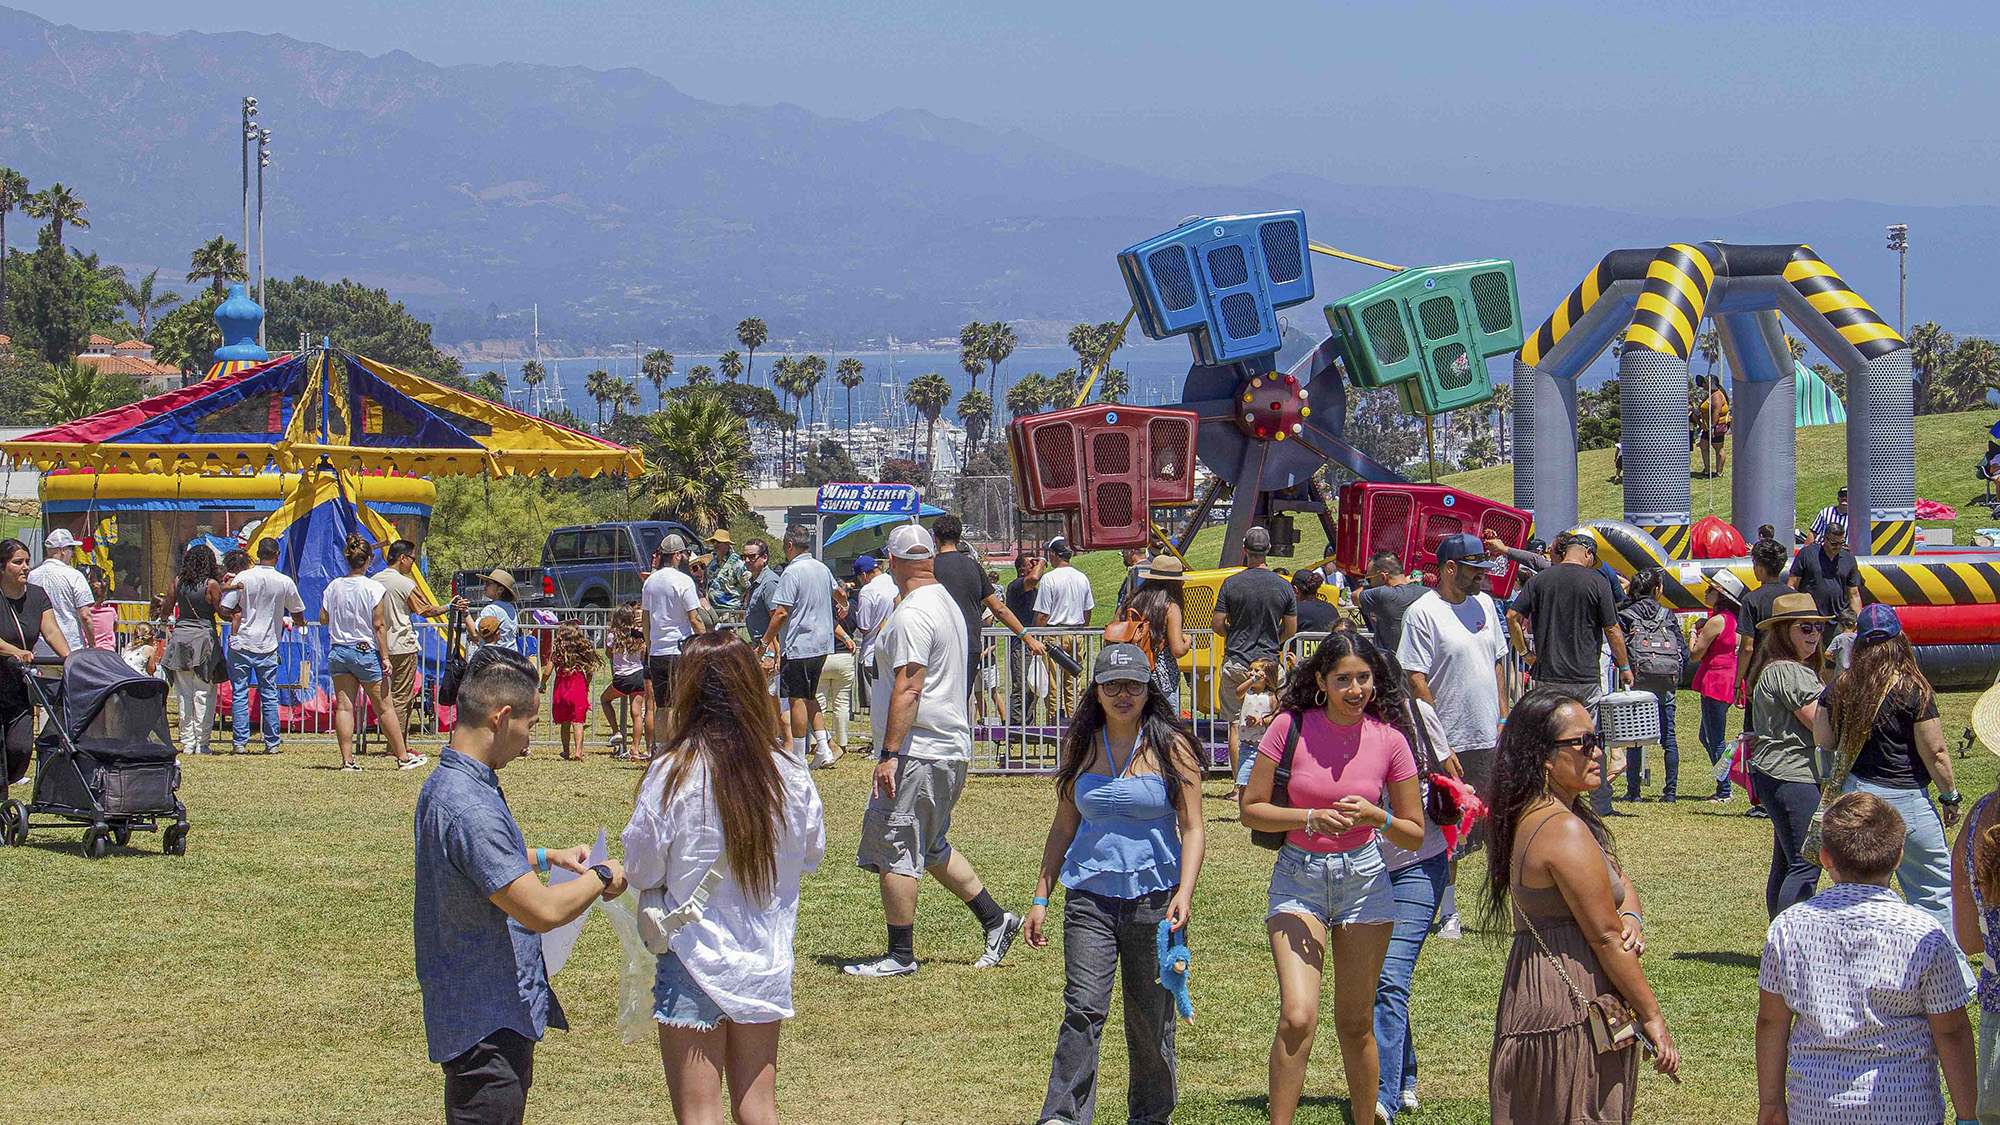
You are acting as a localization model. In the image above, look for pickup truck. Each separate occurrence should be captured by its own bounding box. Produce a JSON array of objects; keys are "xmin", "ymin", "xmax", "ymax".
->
[{"xmin": 457, "ymin": 520, "xmax": 705, "ymax": 610}]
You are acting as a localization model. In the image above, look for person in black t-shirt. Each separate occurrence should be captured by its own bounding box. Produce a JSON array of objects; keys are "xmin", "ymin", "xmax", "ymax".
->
[
  {"xmin": 1355, "ymin": 551, "xmax": 1429, "ymax": 654},
  {"xmin": 931, "ymin": 516, "xmax": 1044, "ymax": 697},
  {"xmin": 1788, "ymin": 526, "xmax": 1863, "ymax": 623},
  {"xmin": 1816, "ymin": 604, "xmax": 1962, "ymax": 966},
  {"xmin": 0, "ymin": 537, "xmax": 70, "ymax": 798},
  {"xmin": 1506, "ymin": 532, "xmax": 1634, "ymax": 697},
  {"xmin": 1290, "ymin": 569, "xmax": 1340, "ymax": 633}
]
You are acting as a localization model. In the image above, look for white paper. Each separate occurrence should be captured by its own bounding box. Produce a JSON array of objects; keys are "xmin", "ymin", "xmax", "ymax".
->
[
  {"xmin": 541, "ymin": 828, "xmax": 607, "ymax": 975},
  {"xmin": 1678, "ymin": 562, "xmax": 1703, "ymax": 587}
]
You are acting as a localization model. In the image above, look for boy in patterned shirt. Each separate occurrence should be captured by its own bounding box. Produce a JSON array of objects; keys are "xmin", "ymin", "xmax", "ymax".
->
[{"xmin": 1756, "ymin": 791, "xmax": 1977, "ymax": 1125}]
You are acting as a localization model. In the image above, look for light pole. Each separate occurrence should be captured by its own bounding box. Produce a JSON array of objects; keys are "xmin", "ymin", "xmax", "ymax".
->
[
  {"xmin": 240, "ymin": 97, "xmax": 258, "ymax": 283},
  {"xmin": 1886, "ymin": 223, "xmax": 1908, "ymax": 336},
  {"xmin": 257, "ymin": 127, "xmax": 271, "ymax": 347}
]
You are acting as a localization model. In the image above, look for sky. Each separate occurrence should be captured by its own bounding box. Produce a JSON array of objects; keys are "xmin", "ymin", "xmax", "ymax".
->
[{"xmin": 20, "ymin": 0, "xmax": 2000, "ymax": 213}]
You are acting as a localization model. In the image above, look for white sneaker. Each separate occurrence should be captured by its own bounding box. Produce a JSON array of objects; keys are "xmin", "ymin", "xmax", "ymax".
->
[
  {"xmin": 1437, "ymin": 912, "xmax": 1463, "ymax": 940},
  {"xmin": 340, "ymin": 762, "xmax": 362, "ymax": 772},
  {"xmin": 842, "ymin": 955, "xmax": 917, "ymax": 978},
  {"xmin": 811, "ymin": 744, "xmax": 842, "ymax": 770},
  {"xmin": 398, "ymin": 754, "xmax": 428, "ymax": 771},
  {"xmin": 1401, "ymin": 1090, "xmax": 1420, "ymax": 1112},
  {"xmin": 972, "ymin": 912, "xmax": 1023, "ymax": 968}
]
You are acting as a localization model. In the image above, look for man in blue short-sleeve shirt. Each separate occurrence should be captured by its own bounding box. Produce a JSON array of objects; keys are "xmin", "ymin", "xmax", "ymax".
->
[{"xmin": 415, "ymin": 647, "xmax": 626, "ymax": 1125}]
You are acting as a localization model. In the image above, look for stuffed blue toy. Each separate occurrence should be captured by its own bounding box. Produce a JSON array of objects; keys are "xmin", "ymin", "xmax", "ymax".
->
[{"xmin": 1156, "ymin": 917, "xmax": 1193, "ymax": 1024}]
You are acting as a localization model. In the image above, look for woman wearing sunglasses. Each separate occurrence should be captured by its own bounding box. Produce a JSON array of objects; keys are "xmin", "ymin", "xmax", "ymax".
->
[
  {"xmin": 1024, "ymin": 641, "xmax": 1205, "ymax": 1125},
  {"xmin": 1240, "ymin": 628, "xmax": 1424, "ymax": 1125},
  {"xmin": 1747, "ymin": 592, "xmax": 1832, "ymax": 918},
  {"xmin": 1486, "ymin": 689, "xmax": 1679, "ymax": 1124}
]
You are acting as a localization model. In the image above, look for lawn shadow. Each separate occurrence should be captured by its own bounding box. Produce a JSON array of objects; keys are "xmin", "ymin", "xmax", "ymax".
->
[
  {"xmin": 1669, "ymin": 950, "xmax": 1760, "ymax": 970},
  {"xmin": 1223, "ymin": 1093, "xmax": 1362, "ymax": 1122}
]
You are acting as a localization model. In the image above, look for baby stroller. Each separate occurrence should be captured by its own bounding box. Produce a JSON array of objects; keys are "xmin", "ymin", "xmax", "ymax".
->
[{"xmin": 0, "ymin": 649, "xmax": 187, "ymax": 859}]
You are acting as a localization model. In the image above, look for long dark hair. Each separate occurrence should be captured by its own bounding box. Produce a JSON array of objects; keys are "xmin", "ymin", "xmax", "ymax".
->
[
  {"xmin": 1744, "ymin": 619, "xmax": 1824, "ymax": 698},
  {"xmin": 1125, "ymin": 578, "xmax": 1182, "ymax": 651},
  {"xmin": 1824, "ymin": 633, "xmax": 1932, "ymax": 768},
  {"xmin": 176, "ymin": 542, "xmax": 220, "ymax": 588},
  {"xmin": 1482, "ymin": 689, "xmax": 1619, "ymax": 929},
  {"xmin": 1275, "ymin": 627, "xmax": 1417, "ymax": 747},
  {"xmin": 1054, "ymin": 678, "xmax": 1199, "ymax": 813},
  {"xmin": 643, "ymin": 632, "xmax": 788, "ymax": 901}
]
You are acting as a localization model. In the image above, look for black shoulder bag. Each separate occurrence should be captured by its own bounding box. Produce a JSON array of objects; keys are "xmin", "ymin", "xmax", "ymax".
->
[
  {"xmin": 1250, "ymin": 710, "xmax": 1306, "ymax": 850},
  {"xmin": 436, "ymin": 606, "xmax": 469, "ymax": 707},
  {"xmin": 1404, "ymin": 699, "xmax": 1464, "ymax": 829}
]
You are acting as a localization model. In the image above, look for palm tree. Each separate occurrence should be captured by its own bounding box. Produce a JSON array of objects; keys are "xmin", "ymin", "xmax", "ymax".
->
[
  {"xmin": 474, "ymin": 370, "xmax": 507, "ymax": 402},
  {"xmin": 796, "ymin": 353, "xmax": 826, "ymax": 440},
  {"xmin": 1696, "ymin": 325, "xmax": 1720, "ymax": 377},
  {"xmin": 584, "ymin": 368, "xmax": 613, "ymax": 429},
  {"xmin": 958, "ymin": 322, "xmax": 987, "ymax": 394},
  {"xmin": 719, "ymin": 348, "xmax": 744, "ymax": 382},
  {"xmin": 641, "ymin": 348, "xmax": 675, "ymax": 408},
  {"xmin": 637, "ymin": 387, "xmax": 754, "ymax": 530},
  {"xmin": 1006, "ymin": 372, "xmax": 1050, "ymax": 419},
  {"xmin": 187, "ymin": 235, "xmax": 249, "ymax": 297},
  {"xmin": 1096, "ymin": 368, "xmax": 1130, "ymax": 404},
  {"xmin": 956, "ymin": 388, "xmax": 993, "ymax": 449},
  {"xmin": 836, "ymin": 356, "xmax": 866, "ymax": 432},
  {"xmin": 1049, "ymin": 368, "xmax": 1081, "ymax": 410},
  {"xmin": 1491, "ymin": 381, "xmax": 1515, "ymax": 458},
  {"xmin": 117, "ymin": 269, "xmax": 181, "ymax": 338},
  {"xmin": 686, "ymin": 364, "xmax": 715, "ymax": 383},
  {"xmin": 23, "ymin": 183, "xmax": 88, "ymax": 247},
  {"xmin": 769, "ymin": 356, "xmax": 798, "ymax": 474},
  {"xmin": 1940, "ymin": 339, "xmax": 2000, "ymax": 413},
  {"xmin": 1785, "ymin": 334, "xmax": 1808, "ymax": 362},
  {"xmin": 982, "ymin": 321, "xmax": 1017, "ymax": 407},
  {"xmin": 1907, "ymin": 321, "xmax": 1955, "ymax": 415},
  {"xmin": 37, "ymin": 361, "xmax": 115, "ymax": 420},
  {"xmin": 612, "ymin": 378, "xmax": 640, "ymax": 417},
  {"xmin": 905, "ymin": 372, "xmax": 953, "ymax": 480},
  {"xmin": 735, "ymin": 318, "xmax": 768, "ymax": 385},
  {"xmin": 0, "ymin": 166, "xmax": 28, "ymax": 332},
  {"xmin": 520, "ymin": 359, "xmax": 546, "ymax": 413}
]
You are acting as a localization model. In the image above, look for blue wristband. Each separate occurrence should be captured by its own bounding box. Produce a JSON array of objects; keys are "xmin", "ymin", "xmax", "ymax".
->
[
  {"xmin": 1032, "ymin": 896, "xmax": 1050, "ymax": 907},
  {"xmin": 536, "ymin": 847, "xmax": 548, "ymax": 874}
]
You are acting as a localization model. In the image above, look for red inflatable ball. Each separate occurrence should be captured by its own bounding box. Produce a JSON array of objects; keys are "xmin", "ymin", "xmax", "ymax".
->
[{"xmin": 1690, "ymin": 515, "xmax": 1747, "ymax": 560}]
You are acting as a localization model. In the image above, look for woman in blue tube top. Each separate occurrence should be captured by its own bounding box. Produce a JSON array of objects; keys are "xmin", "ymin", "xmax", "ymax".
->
[{"xmin": 1024, "ymin": 641, "xmax": 1207, "ymax": 1125}]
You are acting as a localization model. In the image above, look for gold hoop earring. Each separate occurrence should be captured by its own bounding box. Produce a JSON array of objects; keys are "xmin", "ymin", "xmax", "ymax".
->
[{"xmin": 1314, "ymin": 689, "xmax": 1328, "ymax": 706}]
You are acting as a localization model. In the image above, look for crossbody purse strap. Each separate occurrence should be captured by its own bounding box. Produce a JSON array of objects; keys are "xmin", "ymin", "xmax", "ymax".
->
[
  {"xmin": 1271, "ymin": 709, "xmax": 1305, "ymax": 808},
  {"xmin": 1513, "ymin": 811, "xmax": 1593, "ymax": 1016}
]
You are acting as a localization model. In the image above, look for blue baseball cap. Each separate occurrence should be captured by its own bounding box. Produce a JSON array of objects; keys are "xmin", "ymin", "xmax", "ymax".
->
[
  {"xmin": 1857, "ymin": 603, "xmax": 1903, "ymax": 644},
  {"xmin": 853, "ymin": 555, "xmax": 878, "ymax": 575},
  {"xmin": 1435, "ymin": 532, "xmax": 1503, "ymax": 571}
]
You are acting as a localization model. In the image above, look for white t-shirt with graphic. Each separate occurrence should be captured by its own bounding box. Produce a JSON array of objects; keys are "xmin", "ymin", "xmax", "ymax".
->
[{"xmin": 872, "ymin": 583, "xmax": 969, "ymax": 762}]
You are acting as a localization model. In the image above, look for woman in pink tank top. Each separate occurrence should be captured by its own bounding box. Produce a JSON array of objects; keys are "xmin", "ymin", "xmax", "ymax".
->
[{"xmin": 1689, "ymin": 579, "xmax": 1742, "ymax": 801}]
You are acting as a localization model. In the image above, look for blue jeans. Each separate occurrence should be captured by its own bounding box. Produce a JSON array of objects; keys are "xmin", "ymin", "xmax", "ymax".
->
[
  {"xmin": 1373, "ymin": 851, "xmax": 1448, "ymax": 1119},
  {"xmin": 1843, "ymin": 776, "xmax": 1975, "ymax": 986},
  {"xmin": 1698, "ymin": 694, "xmax": 1733, "ymax": 797},
  {"xmin": 228, "ymin": 647, "xmax": 282, "ymax": 752},
  {"xmin": 1624, "ymin": 690, "xmax": 1678, "ymax": 798},
  {"xmin": 1040, "ymin": 887, "xmax": 1178, "ymax": 1125}
]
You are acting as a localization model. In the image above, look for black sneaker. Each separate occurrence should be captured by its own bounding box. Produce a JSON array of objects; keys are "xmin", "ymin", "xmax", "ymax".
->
[
  {"xmin": 1746, "ymin": 805, "xmax": 1769, "ymax": 819},
  {"xmin": 972, "ymin": 912, "xmax": 1023, "ymax": 968}
]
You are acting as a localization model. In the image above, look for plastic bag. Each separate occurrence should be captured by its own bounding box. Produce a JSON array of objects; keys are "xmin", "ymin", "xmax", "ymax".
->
[{"xmin": 597, "ymin": 893, "xmax": 663, "ymax": 1046}]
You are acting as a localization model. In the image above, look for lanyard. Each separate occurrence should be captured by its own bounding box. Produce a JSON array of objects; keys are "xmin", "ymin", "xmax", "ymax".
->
[{"xmin": 1099, "ymin": 729, "xmax": 1136, "ymax": 778}]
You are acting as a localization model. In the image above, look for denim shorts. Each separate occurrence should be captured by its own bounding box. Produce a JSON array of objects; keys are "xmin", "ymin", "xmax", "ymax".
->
[
  {"xmin": 653, "ymin": 949, "xmax": 725, "ymax": 1031},
  {"xmin": 326, "ymin": 643, "xmax": 383, "ymax": 683},
  {"xmin": 1267, "ymin": 839, "xmax": 1396, "ymax": 927}
]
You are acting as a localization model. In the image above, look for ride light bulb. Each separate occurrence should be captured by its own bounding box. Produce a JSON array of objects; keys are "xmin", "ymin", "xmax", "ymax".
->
[
  {"xmin": 1275, "ymin": 431, "xmax": 1286, "ymax": 441},
  {"xmin": 1292, "ymin": 423, "xmax": 1303, "ymax": 434},
  {"xmin": 1244, "ymin": 411, "xmax": 1256, "ymax": 425},
  {"xmin": 1301, "ymin": 407, "xmax": 1312, "ymax": 418},
  {"xmin": 1286, "ymin": 375, "xmax": 1298, "ymax": 386}
]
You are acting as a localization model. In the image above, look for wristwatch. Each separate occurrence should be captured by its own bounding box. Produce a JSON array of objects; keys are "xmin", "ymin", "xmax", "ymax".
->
[
  {"xmin": 588, "ymin": 863, "xmax": 615, "ymax": 888},
  {"xmin": 1941, "ymin": 791, "xmax": 1963, "ymax": 805}
]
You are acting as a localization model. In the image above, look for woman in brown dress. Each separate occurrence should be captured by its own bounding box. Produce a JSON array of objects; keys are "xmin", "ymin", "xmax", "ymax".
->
[{"xmin": 1485, "ymin": 690, "xmax": 1679, "ymax": 1123}]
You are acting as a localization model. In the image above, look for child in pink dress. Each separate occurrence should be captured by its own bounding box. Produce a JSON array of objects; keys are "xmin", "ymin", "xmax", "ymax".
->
[{"xmin": 539, "ymin": 622, "xmax": 600, "ymax": 760}]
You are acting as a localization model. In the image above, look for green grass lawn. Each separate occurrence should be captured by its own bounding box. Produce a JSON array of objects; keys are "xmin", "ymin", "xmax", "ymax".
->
[{"xmin": 10, "ymin": 690, "xmax": 1996, "ymax": 1123}]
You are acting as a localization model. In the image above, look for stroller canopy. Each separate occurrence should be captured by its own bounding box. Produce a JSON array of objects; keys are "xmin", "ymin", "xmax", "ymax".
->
[{"xmin": 53, "ymin": 649, "xmax": 171, "ymax": 751}]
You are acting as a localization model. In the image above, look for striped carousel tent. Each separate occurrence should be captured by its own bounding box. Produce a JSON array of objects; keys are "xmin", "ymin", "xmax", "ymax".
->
[{"xmin": 1794, "ymin": 360, "xmax": 1847, "ymax": 427}]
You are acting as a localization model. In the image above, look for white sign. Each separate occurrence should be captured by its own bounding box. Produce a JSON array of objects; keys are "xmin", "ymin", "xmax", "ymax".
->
[{"xmin": 816, "ymin": 482, "xmax": 920, "ymax": 516}]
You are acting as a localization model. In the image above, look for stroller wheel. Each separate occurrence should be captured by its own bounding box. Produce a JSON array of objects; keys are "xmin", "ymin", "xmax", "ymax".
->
[
  {"xmin": 81, "ymin": 825, "xmax": 109, "ymax": 860},
  {"xmin": 163, "ymin": 824, "xmax": 188, "ymax": 857},
  {"xmin": 0, "ymin": 799, "xmax": 24, "ymax": 847},
  {"xmin": 111, "ymin": 824, "xmax": 132, "ymax": 848}
]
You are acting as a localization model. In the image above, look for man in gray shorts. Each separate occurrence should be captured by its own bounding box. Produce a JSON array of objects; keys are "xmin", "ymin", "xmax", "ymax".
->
[{"xmin": 846, "ymin": 523, "xmax": 1022, "ymax": 978}]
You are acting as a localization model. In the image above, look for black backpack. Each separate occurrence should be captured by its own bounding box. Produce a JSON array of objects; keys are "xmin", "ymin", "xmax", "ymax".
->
[{"xmin": 1622, "ymin": 604, "xmax": 1688, "ymax": 693}]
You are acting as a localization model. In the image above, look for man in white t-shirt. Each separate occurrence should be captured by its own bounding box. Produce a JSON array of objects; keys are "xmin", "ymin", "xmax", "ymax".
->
[
  {"xmin": 29, "ymin": 528, "xmax": 93, "ymax": 655},
  {"xmin": 1032, "ymin": 536, "xmax": 1095, "ymax": 717},
  {"xmin": 639, "ymin": 534, "xmax": 705, "ymax": 728},
  {"xmin": 219, "ymin": 537, "xmax": 309, "ymax": 754},
  {"xmin": 850, "ymin": 555, "xmax": 897, "ymax": 743},
  {"xmin": 845, "ymin": 523, "xmax": 1020, "ymax": 979}
]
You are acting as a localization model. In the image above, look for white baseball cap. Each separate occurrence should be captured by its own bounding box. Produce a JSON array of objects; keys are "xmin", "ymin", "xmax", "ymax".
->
[
  {"xmin": 44, "ymin": 529, "xmax": 78, "ymax": 551},
  {"xmin": 886, "ymin": 524, "xmax": 936, "ymax": 560}
]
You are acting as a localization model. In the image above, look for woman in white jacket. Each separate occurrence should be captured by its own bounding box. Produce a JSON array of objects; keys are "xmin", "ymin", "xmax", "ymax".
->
[{"xmin": 623, "ymin": 631, "xmax": 826, "ymax": 1125}]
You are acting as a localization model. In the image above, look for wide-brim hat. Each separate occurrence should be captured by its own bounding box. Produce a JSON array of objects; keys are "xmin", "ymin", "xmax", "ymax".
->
[
  {"xmin": 707, "ymin": 529, "xmax": 733, "ymax": 545},
  {"xmin": 1973, "ymin": 681, "xmax": 2000, "ymax": 757},
  {"xmin": 1140, "ymin": 557, "xmax": 1185, "ymax": 581},
  {"xmin": 1707, "ymin": 568, "xmax": 1748, "ymax": 606},
  {"xmin": 478, "ymin": 569, "xmax": 517, "ymax": 596},
  {"xmin": 1756, "ymin": 591, "xmax": 1831, "ymax": 631}
]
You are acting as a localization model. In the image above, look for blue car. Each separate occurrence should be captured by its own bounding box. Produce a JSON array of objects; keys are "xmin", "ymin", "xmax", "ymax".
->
[{"xmin": 540, "ymin": 520, "xmax": 700, "ymax": 608}]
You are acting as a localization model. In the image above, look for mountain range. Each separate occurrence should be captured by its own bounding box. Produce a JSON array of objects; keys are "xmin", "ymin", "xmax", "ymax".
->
[{"xmin": 2, "ymin": 3, "xmax": 1994, "ymax": 358}]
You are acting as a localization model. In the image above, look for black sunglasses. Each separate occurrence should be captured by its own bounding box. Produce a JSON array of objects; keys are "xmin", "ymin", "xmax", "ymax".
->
[{"xmin": 1553, "ymin": 732, "xmax": 1601, "ymax": 755}]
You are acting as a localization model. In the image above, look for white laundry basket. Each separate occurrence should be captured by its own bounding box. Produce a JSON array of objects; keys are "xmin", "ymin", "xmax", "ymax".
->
[{"xmin": 1597, "ymin": 689, "xmax": 1662, "ymax": 746}]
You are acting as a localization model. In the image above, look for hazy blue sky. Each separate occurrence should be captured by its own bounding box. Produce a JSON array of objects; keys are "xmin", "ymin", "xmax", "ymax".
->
[{"xmin": 23, "ymin": 0, "xmax": 2000, "ymax": 213}]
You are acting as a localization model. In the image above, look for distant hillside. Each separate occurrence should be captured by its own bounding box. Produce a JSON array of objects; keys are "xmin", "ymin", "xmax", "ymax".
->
[{"xmin": 3, "ymin": 4, "xmax": 1994, "ymax": 354}]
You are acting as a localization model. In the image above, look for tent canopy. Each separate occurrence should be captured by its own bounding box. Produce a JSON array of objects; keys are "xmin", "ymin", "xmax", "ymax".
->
[
  {"xmin": 1794, "ymin": 361, "xmax": 1847, "ymax": 427},
  {"xmin": 825, "ymin": 504, "xmax": 945, "ymax": 548},
  {"xmin": 245, "ymin": 468, "xmax": 441, "ymax": 617},
  {"xmin": 0, "ymin": 345, "xmax": 642, "ymax": 478}
]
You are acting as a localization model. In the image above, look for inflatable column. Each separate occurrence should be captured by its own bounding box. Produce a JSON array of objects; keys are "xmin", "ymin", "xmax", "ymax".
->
[
  {"xmin": 1718, "ymin": 310, "xmax": 1796, "ymax": 546},
  {"xmin": 1527, "ymin": 361, "xmax": 1579, "ymax": 538},
  {"xmin": 1511, "ymin": 358, "xmax": 1535, "ymax": 514},
  {"xmin": 1618, "ymin": 348, "xmax": 1694, "ymax": 558},
  {"xmin": 1856, "ymin": 347, "xmax": 1917, "ymax": 555}
]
